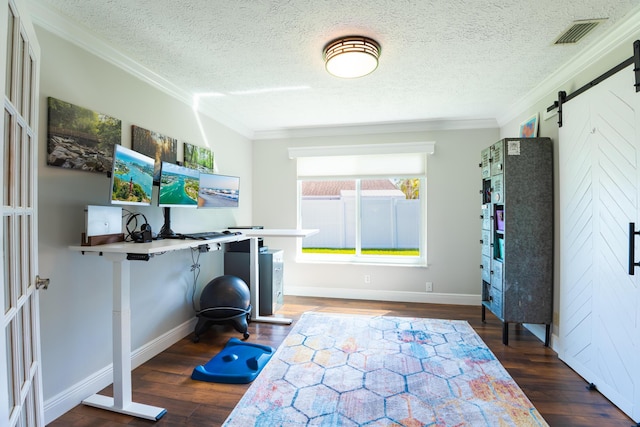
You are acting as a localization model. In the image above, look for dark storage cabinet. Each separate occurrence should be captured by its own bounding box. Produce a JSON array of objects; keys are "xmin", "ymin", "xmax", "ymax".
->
[
  {"xmin": 224, "ymin": 249, "xmax": 284, "ymax": 316},
  {"xmin": 480, "ymin": 138, "xmax": 553, "ymax": 345}
]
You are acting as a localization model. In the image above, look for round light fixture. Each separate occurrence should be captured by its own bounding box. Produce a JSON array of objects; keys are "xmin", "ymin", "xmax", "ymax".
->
[{"xmin": 323, "ymin": 36, "xmax": 380, "ymax": 79}]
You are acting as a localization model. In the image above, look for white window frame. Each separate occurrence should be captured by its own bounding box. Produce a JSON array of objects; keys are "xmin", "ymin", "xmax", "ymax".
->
[{"xmin": 289, "ymin": 142, "xmax": 434, "ymax": 266}]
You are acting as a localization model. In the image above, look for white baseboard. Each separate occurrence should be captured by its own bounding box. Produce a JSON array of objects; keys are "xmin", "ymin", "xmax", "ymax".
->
[
  {"xmin": 44, "ymin": 317, "xmax": 197, "ymax": 424},
  {"xmin": 285, "ymin": 286, "xmax": 481, "ymax": 306},
  {"xmin": 524, "ymin": 323, "xmax": 560, "ymax": 351},
  {"xmin": 130, "ymin": 318, "xmax": 197, "ymax": 369}
]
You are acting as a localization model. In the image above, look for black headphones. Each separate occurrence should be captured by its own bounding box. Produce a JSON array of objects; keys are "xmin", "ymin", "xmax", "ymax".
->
[{"xmin": 126, "ymin": 213, "xmax": 153, "ymax": 243}]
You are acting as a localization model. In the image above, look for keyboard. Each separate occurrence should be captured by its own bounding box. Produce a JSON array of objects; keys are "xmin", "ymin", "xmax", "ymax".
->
[{"xmin": 182, "ymin": 231, "xmax": 226, "ymax": 240}]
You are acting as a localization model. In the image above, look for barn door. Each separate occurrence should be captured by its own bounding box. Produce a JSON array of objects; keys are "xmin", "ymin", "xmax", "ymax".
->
[
  {"xmin": 0, "ymin": 0, "xmax": 44, "ymax": 426},
  {"xmin": 558, "ymin": 64, "xmax": 639, "ymax": 422}
]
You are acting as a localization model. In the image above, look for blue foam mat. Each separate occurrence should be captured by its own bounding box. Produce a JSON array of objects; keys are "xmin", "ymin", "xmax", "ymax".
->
[{"xmin": 191, "ymin": 337, "xmax": 275, "ymax": 384}]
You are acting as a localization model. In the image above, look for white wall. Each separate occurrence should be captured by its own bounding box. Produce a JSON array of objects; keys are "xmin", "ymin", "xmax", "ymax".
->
[
  {"xmin": 35, "ymin": 26, "xmax": 253, "ymax": 421},
  {"xmin": 252, "ymin": 128, "xmax": 500, "ymax": 303}
]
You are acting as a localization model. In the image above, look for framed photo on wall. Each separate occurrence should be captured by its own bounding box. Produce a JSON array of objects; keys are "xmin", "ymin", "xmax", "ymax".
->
[
  {"xmin": 183, "ymin": 142, "xmax": 214, "ymax": 173},
  {"xmin": 519, "ymin": 113, "xmax": 539, "ymax": 138},
  {"xmin": 46, "ymin": 97, "xmax": 121, "ymax": 173},
  {"xmin": 131, "ymin": 125, "xmax": 177, "ymax": 183}
]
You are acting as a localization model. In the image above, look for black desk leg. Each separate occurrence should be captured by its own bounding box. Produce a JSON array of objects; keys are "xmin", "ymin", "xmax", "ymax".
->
[
  {"xmin": 545, "ymin": 324, "xmax": 551, "ymax": 347},
  {"xmin": 503, "ymin": 322, "xmax": 509, "ymax": 345}
]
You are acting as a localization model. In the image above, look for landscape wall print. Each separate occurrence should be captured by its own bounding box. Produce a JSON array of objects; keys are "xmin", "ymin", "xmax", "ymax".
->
[
  {"xmin": 131, "ymin": 125, "xmax": 178, "ymax": 183},
  {"xmin": 183, "ymin": 142, "xmax": 214, "ymax": 173},
  {"xmin": 47, "ymin": 97, "xmax": 121, "ymax": 173}
]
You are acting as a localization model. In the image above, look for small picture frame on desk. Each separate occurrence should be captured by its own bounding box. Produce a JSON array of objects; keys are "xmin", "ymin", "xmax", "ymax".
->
[{"xmin": 81, "ymin": 232, "xmax": 125, "ymax": 246}]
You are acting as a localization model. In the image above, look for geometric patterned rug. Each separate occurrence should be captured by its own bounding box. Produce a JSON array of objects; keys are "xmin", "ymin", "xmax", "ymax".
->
[{"xmin": 222, "ymin": 312, "xmax": 549, "ymax": 426}]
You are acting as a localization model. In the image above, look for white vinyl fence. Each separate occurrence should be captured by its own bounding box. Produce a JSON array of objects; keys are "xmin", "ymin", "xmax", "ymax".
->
[{"xmin": 301, "ymin": 197, "xmax": 420, "ymax": 249}]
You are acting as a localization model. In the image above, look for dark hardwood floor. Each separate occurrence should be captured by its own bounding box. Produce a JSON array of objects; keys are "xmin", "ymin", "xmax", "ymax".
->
[{"xmin": 48, "ymin": 296, "xmax": 634, "ymax": 426}]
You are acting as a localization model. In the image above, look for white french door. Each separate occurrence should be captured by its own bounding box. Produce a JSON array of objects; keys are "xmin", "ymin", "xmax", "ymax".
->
[
  {"xmin": 1, "ymin": 0, "xmax": 44, "ymax": 426},
  {"xmin": 559, "ymin": 64, "xmax": 640, "ymax": 422}
]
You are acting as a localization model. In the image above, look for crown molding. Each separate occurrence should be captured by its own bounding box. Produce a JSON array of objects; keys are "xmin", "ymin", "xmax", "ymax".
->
[
  {"xmin": 497, "ymin": 4, "xmax": 640, "ymax": 126},
  {"xmin": 287, "ymin": 141, "xmax": 435, "ymax": 159},
  {"xmin": 253, "ymin": 118, "xmax": 498, "ymax": 140},
  {"xmin": 27, "ymin": 0, "xmax": 255, "ymax": 139}
]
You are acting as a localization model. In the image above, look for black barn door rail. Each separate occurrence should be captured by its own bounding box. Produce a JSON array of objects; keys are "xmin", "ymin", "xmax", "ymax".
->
[{"xmin": 547, "ymin": 40, "xmax": 640, "ymax": 127}]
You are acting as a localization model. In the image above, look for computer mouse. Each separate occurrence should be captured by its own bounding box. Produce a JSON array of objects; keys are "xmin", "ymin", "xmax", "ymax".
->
[{"xmin": 222, "ymin": 230, "xmax": 232, "ymax": 235}]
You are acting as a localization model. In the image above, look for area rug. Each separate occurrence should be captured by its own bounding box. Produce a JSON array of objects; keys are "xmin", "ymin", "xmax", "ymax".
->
[{"xmin": 222, "ymin": 312, "xmax": 548, "ymax": 426}]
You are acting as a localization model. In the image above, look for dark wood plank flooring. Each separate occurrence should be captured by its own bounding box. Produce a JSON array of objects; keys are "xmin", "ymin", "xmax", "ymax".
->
[{"xmin": 48, "ymin": 296, "xmax": 634, "ymax": 426}]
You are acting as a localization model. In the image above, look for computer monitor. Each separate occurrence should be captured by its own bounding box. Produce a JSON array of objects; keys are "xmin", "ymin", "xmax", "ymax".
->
[
  {"xmin": 158, "ymin": 161, "xmax": 199, "ymax": 207},
  {"xmin": 198, "ymin": 173, "xmax": 240, "ymax": 208},
  {"xmin": 110, "ymin": 144, "xmax": 154, "ymax": 206}
]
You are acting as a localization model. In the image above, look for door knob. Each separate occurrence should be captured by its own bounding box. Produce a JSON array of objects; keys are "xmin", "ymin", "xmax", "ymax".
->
[{"xmin": 35, "ymin": 275, "xmax": 50, "ymax": 290}]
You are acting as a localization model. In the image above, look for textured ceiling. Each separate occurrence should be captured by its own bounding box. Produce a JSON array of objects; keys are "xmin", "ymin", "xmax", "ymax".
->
[{"xmin": 29, "ymin": 0, "xmax": 640, "ymax": 138}]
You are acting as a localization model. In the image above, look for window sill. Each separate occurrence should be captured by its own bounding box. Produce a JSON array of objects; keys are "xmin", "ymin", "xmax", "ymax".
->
[{"xmin": 295, "ymin": 255, "xmax": 428, "ymax": 268}]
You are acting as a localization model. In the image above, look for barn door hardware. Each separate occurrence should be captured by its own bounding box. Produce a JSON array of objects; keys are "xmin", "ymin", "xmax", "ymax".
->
[
  {"xmin": 628, "ymin": 222, "xmax": 640, "ymax": 275},
  {"xmin": 547, "ymin": 40, "xmax": 640, "ymax": 127},
  {"xmin": 634, "ymin": 39, "xmax": 640, "ymax": 92},
  {"xmin": 556, "ymin": 91, "xmax": 566, "ymax": 127}
]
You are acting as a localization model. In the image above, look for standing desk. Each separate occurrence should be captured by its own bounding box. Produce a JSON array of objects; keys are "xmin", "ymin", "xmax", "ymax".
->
[{"xmin": 68, "ymin": 228, "xmax": 317, "ymax": 420}]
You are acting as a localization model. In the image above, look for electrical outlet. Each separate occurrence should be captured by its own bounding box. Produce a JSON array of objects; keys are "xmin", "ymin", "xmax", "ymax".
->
[
  {"xmin": 426, "ymin": 282, "xmax": 433, "ymax": 292},
  {"xmin": 364, "ymin": 275, "xmax": 371, "ymax": 284}
]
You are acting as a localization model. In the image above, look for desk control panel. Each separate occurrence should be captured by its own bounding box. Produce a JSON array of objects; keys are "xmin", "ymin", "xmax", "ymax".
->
[{"xmin": 127, "ymin": 253, "xmax": 152, "ymax": 261}]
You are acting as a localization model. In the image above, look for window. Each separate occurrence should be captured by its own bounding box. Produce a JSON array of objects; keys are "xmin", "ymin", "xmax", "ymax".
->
[{"xmin": 289, "ymin": 142, "xmax": 434, "ymax": 265}]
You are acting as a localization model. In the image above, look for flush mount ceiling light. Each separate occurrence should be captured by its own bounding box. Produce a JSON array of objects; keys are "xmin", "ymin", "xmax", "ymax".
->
[{"xmin": 323, "ymin": 36, "xmax": 381, "ymax": 78}]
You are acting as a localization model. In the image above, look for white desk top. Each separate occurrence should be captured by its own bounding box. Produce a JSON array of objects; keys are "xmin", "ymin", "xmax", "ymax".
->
[
  {"xmin": 241, "ymin": 228, "xmax": 319, "ymax": 238},
  {"xmin": 69, "ymin": 229, "xmax": 318, "ymax": 255},
  {"xmin": 69, "ymin": 234, "xmax": 244, "ymax": 255}
]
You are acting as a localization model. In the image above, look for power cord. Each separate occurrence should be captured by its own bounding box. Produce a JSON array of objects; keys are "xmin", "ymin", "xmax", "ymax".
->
[
  {"xmin": 190, "ymin": 243, "xmax": 252, "ymax": 320},
  {"xmin": 190, "ymin": 247, "xmax": 202, "ymax": 312},
  {"xmin": 122, "ymin": 209, "xmax": 134, "ymax": 241}
]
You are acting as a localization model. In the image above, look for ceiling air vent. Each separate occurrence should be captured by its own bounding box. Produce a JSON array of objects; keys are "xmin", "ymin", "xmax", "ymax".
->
[{"xmin": 553, "ymin": 19, "xmax": 607, "ymax": 45}]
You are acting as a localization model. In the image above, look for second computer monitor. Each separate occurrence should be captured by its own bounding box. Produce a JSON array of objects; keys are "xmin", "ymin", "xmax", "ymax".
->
[{"xmin": 158, "ymin": 161, "xmax": 200, "ymax": 207}]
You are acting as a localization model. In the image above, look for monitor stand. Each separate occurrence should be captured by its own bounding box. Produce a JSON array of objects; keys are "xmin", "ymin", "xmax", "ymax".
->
[{"xmin": 157, "ymin": 207, "xmax": 179, "ymax": 239}]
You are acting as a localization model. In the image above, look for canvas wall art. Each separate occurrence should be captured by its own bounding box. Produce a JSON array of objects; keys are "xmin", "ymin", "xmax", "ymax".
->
[
  {"xmin": 519, "ymin": 113, "xmax": 539, "ymax": 138},
  {"xmin": 183, "ymin": 142, "xmax": 214, "ymax": 173},
  {"xmin": 131, "ymin": 125, "xmax": 178, "ymax": 183},
  {"xmin": 47, "ymin": 97, "xmax": 121, "ymax": 173}
]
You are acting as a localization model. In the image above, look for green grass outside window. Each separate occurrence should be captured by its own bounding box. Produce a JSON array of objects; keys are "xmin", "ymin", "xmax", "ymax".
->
[{"xmin": 302, "ymin": 248, "xmax": 419, "ymax": 256}]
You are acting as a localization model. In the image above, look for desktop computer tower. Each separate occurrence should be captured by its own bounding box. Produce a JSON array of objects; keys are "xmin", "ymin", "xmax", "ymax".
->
[
  {"xmin": 227, "ymin": 226, "xmax": 265, "ymax": 253},
  {"xmin": 227, "ymin": 238, "xmax": 264, "ymax": 253},
  {"xmin": 223, "ymin": 249, "xmax": 283, "ymax": 316}
]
